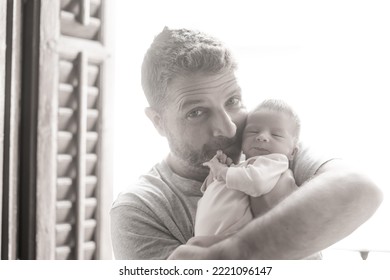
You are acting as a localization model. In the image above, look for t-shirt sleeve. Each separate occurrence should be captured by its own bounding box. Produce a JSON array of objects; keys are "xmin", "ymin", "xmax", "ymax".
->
[
  {"xmin": 110, "ymin": 198, "xmax": 182, "ymax": 260},
  {"xmin": 291, "ymin": 142, "xmax": 336, "ymax": 186}
]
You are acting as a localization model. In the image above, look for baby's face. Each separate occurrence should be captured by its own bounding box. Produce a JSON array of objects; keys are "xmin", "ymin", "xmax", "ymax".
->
[{"xmin": 242, "ymin": 110, "xmax": 297, "ymax": 160}]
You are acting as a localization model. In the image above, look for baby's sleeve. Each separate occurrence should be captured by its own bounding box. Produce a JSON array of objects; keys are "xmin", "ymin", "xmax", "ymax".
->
[{"xmin": 226, "ymin": 154, "xmax": 289, "ymax": 197}]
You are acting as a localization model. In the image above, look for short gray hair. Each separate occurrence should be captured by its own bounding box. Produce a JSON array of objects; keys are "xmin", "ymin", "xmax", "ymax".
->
[{"xmin": 141, "ymin": 27, "xmax": 237, "ymax": 111}]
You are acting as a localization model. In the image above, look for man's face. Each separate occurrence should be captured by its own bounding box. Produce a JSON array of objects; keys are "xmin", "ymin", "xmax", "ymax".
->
[
  {"xmin": 242, "ymin": 110, "xmax": 297, "ymax": 160},
  {"xmin": 161, "ymin": 70, "xmax": 247, "ymax": 169}
]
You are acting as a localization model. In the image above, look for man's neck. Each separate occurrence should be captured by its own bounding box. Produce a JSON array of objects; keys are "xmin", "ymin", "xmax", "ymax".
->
[{"xmin": 166, "ymin": 153, "xmax": 208, "ymax": 182}]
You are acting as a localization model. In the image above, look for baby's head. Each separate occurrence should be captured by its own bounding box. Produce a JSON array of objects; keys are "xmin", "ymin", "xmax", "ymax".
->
[{"xmin": 242, "ymin": 99, "xmax": 300, "ymax": 160}]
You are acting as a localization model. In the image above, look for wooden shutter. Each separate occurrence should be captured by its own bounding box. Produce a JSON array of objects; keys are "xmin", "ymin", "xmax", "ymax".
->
[
  {"xmin": 0, "ymin": 0, "xmax": 6, "ymax": 257},
  {"xmin": 36, "ymin": 0, "xmax": 112, "ymax": 260},
  {"xmin": 1, "ymin": 0, "xmax": 23, "ymax": 260}
]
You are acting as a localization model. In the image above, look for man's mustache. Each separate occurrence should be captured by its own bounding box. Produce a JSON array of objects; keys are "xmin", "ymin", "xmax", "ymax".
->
[{"xmin": 204, "ymin": 136, "xmax": 239, "ymax": 151}]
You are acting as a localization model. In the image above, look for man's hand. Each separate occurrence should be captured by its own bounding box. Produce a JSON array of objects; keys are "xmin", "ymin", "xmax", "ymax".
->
[
  {"xmin": 168, "ymin": 234, "xmax": 242, "ymax": 260},
  {"xmin": 168, "ymin": 244, "xmax": 216, "ymax": 260},
  {"xmin": 167, "ymin": 235, "xmax": 223, "ymax": 260},
  {"xmin": 186, "ymin": 234, "xmax": 229, "ymax": 247},
  {"xmin": 250, "ymin": 169, "xmax": 298, "ymax": 217}
]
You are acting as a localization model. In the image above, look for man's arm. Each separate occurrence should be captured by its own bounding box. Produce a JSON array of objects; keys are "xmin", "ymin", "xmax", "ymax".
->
[
  {"xmin": 169, "ymin": 159, "xmax": 383, "ymax": 259},
  {"xmin": 111, "ymin": 204, "xmax": 182, "ymax": 259}
]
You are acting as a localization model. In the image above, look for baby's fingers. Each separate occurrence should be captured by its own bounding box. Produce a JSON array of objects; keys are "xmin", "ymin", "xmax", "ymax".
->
[
  {"xmin": 216, "ymin": 150, "xmax": 227, "ymax": 163},
  {"xmin": 226, "ymin": 157, "xmax": 233, "ymax": 166}
]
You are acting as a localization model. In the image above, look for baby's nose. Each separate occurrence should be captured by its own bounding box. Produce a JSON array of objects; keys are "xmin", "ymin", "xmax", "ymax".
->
[{"xmin": 256, "ymin": 133, "xmax": 269, "ymax": 142}]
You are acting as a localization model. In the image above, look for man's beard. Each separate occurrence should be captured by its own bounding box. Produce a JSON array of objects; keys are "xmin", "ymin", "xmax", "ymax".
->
[{"xmin": 166, "ymin": 131, "xmax": 242, "ymax": 168}]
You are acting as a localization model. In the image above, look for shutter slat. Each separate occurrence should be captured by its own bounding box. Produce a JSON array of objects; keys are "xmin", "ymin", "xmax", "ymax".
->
[
  {"xmin": 59, "ymin": 83, "xmax": 99, "ymax": 109},
  {"xmin": 87, "ymin": 86, "xmax": 99, "ymax": 108},
  {"xmin": 56, "ymin": 223, "xmax": 74, "ymax": 247},
  {"xmin": 57, "ymin": 177, "xmax": 74, "ymax": 201},
  {"xmin": 87, "ymin": 64, "xmax": 99, "ymax": 86},
  {"xmin": 86, "ymin": 153, "xmax": 97, "ymax": 175},
  {"xmin": 85, "ymin": 175, "xmax": 97, "ymax": 197},
  {"xmin": 60, "ymin": 61, "xmax": 100, "ymax": 86},
  {"xmin": 86, "ymin": 131, "xmax": 98, "ymax": 153},
  {"xmin": 84, "ymin": 219, "xmax": 96, "ymax": 242},
  {"xmin": 58, "ymin": 131, "xmax": 76, "ymax": 155},
  {"xmin": 56, "ymin": 220, "xmax": 96, "ymax": 247},
  {"xmin": 61, "ymin": 11, "xmax": 101, "ymax": 40},
  {"xmin": 61, "ymin": 0, "xmax": 101, "ymax": 18},
  {"xmin": 58, "ymin": 107, "xmax": 77, "ymax": 133},
  {"xmin": 56, "ymin": 200, "xmax": 75, "ymax": 224},
  {"xmin": 58, "ymin": 36, "xmax": 107, "ymax": 63},
  {"xmin": 59, "ymin": 60, "xmax": 77, "ymax": 85},
  {"xmin": 84, "ymin": 241, "xmax": 96, "ymax": 259},
  {"xmin": 56, "ymin": 246, "xmax": 73, "ymax": 260},
  {"xmin": 57, "ymin": 154, "xmax": 75, "ymax": 178},
  {"xmin": 87, "ymin": 109, "xmax": 99, "ymax": 131}
]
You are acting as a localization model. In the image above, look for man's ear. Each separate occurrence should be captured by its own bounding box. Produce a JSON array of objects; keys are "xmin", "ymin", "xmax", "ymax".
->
[{"xmin": 145, "ymin": 107, "xmax": 166, "ymax": 137}]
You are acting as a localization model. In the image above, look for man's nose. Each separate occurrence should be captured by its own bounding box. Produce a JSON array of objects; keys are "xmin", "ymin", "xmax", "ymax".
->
[
  {"xmin": 212, "ymin": 111, "xmax": 237, "ymax": 138},
  {"xmin": 256, "ymin": 133, "xmax": 269, "ymax": 142}
]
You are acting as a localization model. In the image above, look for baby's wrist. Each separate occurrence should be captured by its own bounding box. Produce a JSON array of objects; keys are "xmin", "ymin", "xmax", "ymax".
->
[
  {"xmin": 222, "ymin": 165, "xmax": 228, "ymax": 176},
  {"xmin": 218, "ymin": 166, "xmax": 228, "ymax": 182}
]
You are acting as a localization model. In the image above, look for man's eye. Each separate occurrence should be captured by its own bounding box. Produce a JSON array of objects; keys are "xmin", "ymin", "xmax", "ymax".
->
[
  {"xmin": 225, "ymin": 96, "xmax": 241, "ymax": 107},
  {"xmin": 186, "ymin": 109, "xmax": 204, "ymax": 119}
]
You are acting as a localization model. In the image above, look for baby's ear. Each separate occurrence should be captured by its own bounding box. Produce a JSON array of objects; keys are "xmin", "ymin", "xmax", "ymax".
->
[
  {"xmin": 145, "ymin": 107, "xmax": 166, "ymax": 137},
  {"xmin": 289, "ymin": 146, "xmax": 299, "ymax": 160}
]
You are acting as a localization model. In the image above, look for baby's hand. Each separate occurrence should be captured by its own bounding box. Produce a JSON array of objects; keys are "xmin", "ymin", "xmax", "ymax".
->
[
  {"xmin": 214, "ymin": 150, "xmax": 234, "ymax": 166},
  {"xmin": 203, "ymin": 151, "xmax": 229, "ymax": 182}
]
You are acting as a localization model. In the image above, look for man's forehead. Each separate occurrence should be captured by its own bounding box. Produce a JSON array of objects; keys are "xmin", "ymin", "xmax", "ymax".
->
[
  {"xmin": 167, "ymin": 71, "xmax": 240, "ymax": 101},
  {"xmin": 168, "ymin": 71, "xmax": 237, "ymax": 93}
]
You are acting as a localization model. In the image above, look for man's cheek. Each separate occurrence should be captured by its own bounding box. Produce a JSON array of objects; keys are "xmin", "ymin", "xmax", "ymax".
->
[{"xmin": 235, "ymin": 116, "xmax": 247, "ymax": 135}]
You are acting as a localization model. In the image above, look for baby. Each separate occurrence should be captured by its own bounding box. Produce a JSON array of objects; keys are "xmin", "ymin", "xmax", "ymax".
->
[{"xmin": 195, "ymin": 99, "xmax": 300, "ymax": 236}]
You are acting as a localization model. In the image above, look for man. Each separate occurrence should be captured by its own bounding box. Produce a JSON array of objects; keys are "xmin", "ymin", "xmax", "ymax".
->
[{"xmin": 110, "ymin": 27, "xmax": 383, "ymax": 259}]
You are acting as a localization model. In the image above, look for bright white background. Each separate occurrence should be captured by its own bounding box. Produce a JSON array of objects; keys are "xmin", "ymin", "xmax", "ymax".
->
[{"xmin": 112, "ymin": 0, "xmax": 390, "ymax": 255}]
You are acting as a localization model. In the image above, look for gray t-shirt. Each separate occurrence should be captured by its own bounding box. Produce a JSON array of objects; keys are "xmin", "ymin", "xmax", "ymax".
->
[{"xmin": 110, "ymin": 143, "xmax": 331, "ymax": 259}]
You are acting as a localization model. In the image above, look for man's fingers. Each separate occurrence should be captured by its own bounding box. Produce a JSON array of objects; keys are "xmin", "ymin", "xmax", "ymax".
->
[
  {"xmin": 187, "ymin": 235, "xmax": 226, "ymax": 247},
  {"xmin": 168, "ymin": 245, "xmax": 209, "ymax": 260}
]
